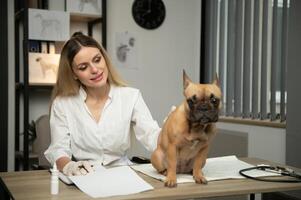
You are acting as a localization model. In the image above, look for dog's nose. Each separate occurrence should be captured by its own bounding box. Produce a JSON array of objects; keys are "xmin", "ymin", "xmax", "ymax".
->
[{"xmin": 198, "ymin": 103, "xmax": 209, "ymax": 111}]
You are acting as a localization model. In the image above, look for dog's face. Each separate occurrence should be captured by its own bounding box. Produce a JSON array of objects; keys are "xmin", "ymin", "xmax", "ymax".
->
[{"xmin": 183, "ymin": 70, "xmax": 222, "ymax": 124}]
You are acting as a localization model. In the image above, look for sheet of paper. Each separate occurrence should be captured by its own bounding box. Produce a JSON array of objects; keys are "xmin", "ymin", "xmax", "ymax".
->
[
  {"xmin": 131, "ymin": 155, "xmax": 279, "ymax": 183},
  {"xmin": 58, "ymin": 163, "xmax": 107, "ymax": 185},
  {"xmin": 69, "ymin": 166, "xmax": 153, "ymax": 198}
]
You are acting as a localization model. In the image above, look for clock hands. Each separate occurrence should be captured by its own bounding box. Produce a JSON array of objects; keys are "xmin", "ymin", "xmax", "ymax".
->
[
  {"xmin": 142, "ymin": 0, "xmax": 152, "ymax": 17},
  {"xmin": 147, "ymin": 0, "xmax": 152, "ymax": 12}
]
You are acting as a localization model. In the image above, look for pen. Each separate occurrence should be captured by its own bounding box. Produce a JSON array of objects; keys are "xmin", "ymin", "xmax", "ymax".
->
[
  {"xmin": 79, "ymin": 165, "xmax": 94, "ymax": 168},
  {"xmin": 79, "ymin": 164, "xmax": 94, "ymax": 172}
]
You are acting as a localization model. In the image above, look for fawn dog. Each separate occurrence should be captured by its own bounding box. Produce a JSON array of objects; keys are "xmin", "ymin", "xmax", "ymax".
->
[{"xmin": 151, "ymin": 70, "xmax": 222, "ymax": 187}]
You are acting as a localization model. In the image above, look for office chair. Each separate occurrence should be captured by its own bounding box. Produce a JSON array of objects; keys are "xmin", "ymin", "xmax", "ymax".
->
[{"xmin": 32, "ymin": 114, "xmax": 51, "ymax": 169}]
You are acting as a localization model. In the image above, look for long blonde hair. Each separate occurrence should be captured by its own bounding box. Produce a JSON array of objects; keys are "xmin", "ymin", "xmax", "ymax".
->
[{"xmin": 50, "ymin": 32, "xmax": 126, "ymax": 108}]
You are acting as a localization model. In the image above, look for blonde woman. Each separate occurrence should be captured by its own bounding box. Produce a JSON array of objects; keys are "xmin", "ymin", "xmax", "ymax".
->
[{"xmin": 45, "ymin": 32, "xmax": 160, "ymax": 176}]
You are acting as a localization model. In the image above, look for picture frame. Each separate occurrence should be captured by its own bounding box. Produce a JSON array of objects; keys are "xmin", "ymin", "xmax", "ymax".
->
[
  {"xmin": 29, "ymin": 53, "xmax": 60, "ymax": 85},
  {"xmin": 28, "ymin": 8, "xmax": 70, "ymax": 41},
  {"xmin": 66, "ymin": 0, "xmax": 102, "ymax": 16}
]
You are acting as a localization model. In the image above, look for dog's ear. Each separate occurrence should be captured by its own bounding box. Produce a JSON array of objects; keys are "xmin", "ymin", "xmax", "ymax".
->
[
  {"xmin": 212, "ymin": 73, "xmax": 220, "ymax": 87},
  {"xmin": 183, "ymin": 69, "xmax": 192, "ymax": 90}
]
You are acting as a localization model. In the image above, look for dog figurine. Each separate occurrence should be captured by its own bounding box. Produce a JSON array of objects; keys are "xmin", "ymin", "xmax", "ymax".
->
[{"xmin": 151, "ymin": 70, "xmax": 222, "ymax": 187}]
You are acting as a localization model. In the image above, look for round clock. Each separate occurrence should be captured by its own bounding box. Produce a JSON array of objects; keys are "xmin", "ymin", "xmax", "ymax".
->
[{"xmin": 132, "ymin": 0, "xmax": 166, "ymax": 30}]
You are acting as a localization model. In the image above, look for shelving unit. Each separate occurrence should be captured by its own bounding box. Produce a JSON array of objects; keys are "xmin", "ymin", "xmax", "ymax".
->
[{"xmin": 14, "ymin": 0, "xmax": 107, "ymax": 171}]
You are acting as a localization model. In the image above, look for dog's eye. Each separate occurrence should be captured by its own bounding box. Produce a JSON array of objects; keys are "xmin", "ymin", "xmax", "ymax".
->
[
  {"xmin": 187, "ymin": 98, "xmax": 194, "ymax": 109},
  {"xmin": 191, "ymin": 95, "xmax": 197, "ymax": 102},
  {"xmin": 210, "ymin": 94, "xmax": 219, "ymax": 105},
  {"xmin": 187, "ymin": 95, "xmax": 198, "ymax": 109}
]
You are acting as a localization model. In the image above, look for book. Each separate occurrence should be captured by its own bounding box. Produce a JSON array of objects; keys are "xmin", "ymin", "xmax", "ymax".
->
[{"xmin": 29, "ymin": 41, "xmax": 40, "ymax": 52}]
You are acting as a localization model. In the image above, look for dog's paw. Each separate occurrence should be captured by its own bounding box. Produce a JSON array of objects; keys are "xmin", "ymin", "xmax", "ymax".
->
[
  {"xmin": 193, "ymin": 174, "xmax": 208, "ymax": 184},
  {"xmin": 159, "ymin": 169, "xmax": 167, "ymax": 176},
  {"xmin": 164, "ymin": 177, "xmax": 177, "ymax": 187}
]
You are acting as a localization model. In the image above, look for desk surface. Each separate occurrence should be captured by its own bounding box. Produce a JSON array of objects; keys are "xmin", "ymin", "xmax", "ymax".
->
[{"xmin": 1, "ymin": 158, "xmax": 301, "ymax": 200}]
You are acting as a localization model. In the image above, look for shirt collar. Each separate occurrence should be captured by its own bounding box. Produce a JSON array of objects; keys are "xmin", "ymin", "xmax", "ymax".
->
[
  {"xmin": 79, "ymin": 86, "xmax": 87, "ymax": 101},
  {"xmin": 78, "ymin": 84, "xmax": 116, "ymax": 102},
  {"xmin": 108, "ymin": 84, "xmax": 115, "ymax": 99}
]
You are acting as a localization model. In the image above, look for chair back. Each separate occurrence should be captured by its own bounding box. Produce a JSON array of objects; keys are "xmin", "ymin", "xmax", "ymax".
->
[{"xmin": 32, "ymin": 114, "xmax": 51, "ymax": 167}]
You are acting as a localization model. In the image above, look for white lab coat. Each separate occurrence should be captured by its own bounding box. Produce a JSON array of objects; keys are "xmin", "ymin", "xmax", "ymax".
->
[{"xmin": 44, "ymin": 85, "xmax": 160, "ymax": 166}]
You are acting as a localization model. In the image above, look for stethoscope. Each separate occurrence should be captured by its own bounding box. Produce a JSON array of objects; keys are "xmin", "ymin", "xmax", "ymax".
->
[{"xmin": 239, "ymin": 165, "xmax": 301, "ymax": 183}]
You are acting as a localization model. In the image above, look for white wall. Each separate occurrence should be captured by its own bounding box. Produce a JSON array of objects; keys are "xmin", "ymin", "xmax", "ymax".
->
[
  {"xmin": 107, "ymin": 0, "xmax": 201, "ymax": 124},
  {"xmin": 218, "ymin": 122, "xmax": 286, "ymax": 164},
  {"xmin": 106, "ymin": 0, "xmax": 200, "ymax": 157}
]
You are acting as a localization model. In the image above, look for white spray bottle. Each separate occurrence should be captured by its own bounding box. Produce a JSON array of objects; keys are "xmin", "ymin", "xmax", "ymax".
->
[{"xmin": 51, "ymin": 162, "xmax": 59, "ymax": 195}]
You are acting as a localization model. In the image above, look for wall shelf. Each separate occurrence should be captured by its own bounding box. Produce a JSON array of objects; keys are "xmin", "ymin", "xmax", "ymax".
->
[{"xmin": 70, "ymin": 13, "xmax": 102, "ymax": 22}]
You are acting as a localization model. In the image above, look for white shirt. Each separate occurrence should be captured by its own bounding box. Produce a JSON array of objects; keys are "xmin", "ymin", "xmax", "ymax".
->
[{"xmin": 44, "ymin": 85, "xmax": 161, "ymax": 166}]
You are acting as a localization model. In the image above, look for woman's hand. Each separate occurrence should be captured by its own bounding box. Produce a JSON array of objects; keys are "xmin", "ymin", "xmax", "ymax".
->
[
  {"xmin": 62, "ymin": 161, "xmax": 94, "ymax": 176},
  {"xmin": 163, "ymin": 106, "xmax": 177, "ymax": 123}
]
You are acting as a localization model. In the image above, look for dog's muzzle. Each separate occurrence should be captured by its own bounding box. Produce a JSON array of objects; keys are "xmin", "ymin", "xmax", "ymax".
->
[{"xmin": 189, "ymin": 105, "xmax": 219, "ymax": 124}]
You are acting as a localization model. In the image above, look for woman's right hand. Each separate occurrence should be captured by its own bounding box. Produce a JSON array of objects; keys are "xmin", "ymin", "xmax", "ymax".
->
[
  {"xmin": 163, "ymin": 106, "xmax": 177, "ymax": 123},
  {"xmin": 62, "ymin": 161, "xmax": 94, "ymax": 176}
]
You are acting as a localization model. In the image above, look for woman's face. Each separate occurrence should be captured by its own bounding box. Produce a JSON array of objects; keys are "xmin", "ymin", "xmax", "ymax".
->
[{"xmin": 72, "ymin": 47, "xmax": 109, "ymax": 89}]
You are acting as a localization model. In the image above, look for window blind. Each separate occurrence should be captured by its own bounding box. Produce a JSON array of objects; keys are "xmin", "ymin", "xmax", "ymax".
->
[{"xmin": 203, "ymin": 0, "xmax": 288, "ymax": 122}]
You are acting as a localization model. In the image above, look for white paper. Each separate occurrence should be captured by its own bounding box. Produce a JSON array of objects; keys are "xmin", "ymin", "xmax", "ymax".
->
[
  {"xmin": 69, "ymin": 166, "xmax": 153, "ymax": 198},
  {"xmin": 58, "ymin": 164, "xmax": 106, "ymax": 185},
  {"xmin": 58, "ymin": 171, "xmax": 73, "ymax": 185},
  {"xmin": 131, "ymin": 155, "xmax": 279, "ymax": 183}
]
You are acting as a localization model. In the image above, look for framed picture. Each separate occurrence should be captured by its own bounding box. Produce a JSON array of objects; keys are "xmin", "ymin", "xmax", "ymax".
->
[
  {"xmin": 28, "ymin": 8, "xmax": 70, "ymax": 41},
  {"xmin": 66, "ymin": 0, "xmax": 102, "ymax": 16},
  {"xmin": 29, "ymin": 53, "xmax": 60, "ymax": 85}
]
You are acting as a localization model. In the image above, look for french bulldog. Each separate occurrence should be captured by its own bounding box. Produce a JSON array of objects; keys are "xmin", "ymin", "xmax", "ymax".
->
[{"xmin": 151, "ymin": 70, "xmax": 222, "ymax": 187}]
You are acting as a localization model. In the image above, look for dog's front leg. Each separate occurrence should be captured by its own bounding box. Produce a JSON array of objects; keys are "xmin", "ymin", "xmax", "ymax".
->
[
  {"xmin": 165, "ymin": 143, "xmax": 177, "ymax": 187},
  {"xmin": 193, "ymin": 144, "xmax": 209, "ymax": 184}
]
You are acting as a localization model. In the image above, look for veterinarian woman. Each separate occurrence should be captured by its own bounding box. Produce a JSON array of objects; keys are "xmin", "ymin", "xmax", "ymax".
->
[{"xmin": 44, "ymin": 32, "xmax": 161, "ymax": 176}]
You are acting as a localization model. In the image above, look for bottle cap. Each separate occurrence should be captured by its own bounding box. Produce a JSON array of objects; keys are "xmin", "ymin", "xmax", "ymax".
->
[
  {"xmin": 52, "ymin": 162, "xmax": 58, "ymax": 175},
  {"xmin": 53, "ymin": 162, "xmax": 57, "ymax": 171}
]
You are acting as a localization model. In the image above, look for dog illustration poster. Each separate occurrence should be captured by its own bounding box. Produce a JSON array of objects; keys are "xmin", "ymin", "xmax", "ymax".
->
[
  {"xmin": 29, "ymin": 53, "xmax": 60, "ymax": 85},
  {"xmin": 114, "ymin": 32, "xmax": 138, "ymax": 69},
  {"xmin": 28, "ymin": 8, "xmax": 69, "ymax": 41},
  {"xmin": 66, "ymin": 0, "xmax": 102, "ymax": 16}
]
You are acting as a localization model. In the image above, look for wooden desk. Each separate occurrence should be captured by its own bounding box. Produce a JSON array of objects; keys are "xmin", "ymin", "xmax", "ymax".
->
[{"xmin": 1, "ymin": 158, "xmax": 301, "ymax": 200}]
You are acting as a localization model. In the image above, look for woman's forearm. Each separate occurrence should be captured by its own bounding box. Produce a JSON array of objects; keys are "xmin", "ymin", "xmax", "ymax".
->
[{"xmin": 56, "ymin": 156, "xmax": 71, "ymax": 171}]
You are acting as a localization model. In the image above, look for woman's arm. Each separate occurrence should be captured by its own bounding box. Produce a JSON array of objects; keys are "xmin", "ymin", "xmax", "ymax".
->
[
  {"xmin": 56, "ymin": 156, "xmax": 71, "ymax": 171},
  {"xmin": 131, "ymin": 91, "xmax": 161, "ymax": 152},
  {"xmin": 44, "ymin": 98, "xmax": 73, "ymax": 167}
]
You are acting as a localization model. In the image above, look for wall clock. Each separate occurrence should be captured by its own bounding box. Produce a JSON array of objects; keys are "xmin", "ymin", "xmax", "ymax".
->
[{"xmin": 132, "ymin": 0, "xmax": 166, "ymax": 30}]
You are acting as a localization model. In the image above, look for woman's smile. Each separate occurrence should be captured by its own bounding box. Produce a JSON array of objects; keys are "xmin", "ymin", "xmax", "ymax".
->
[{"xmin": 90, "ymin": 71, "xmax": 103, "ymax": 82}]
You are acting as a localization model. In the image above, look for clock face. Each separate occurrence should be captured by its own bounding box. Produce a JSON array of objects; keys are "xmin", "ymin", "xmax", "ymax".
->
[{"xmin": 132, "ymin": 0, "xmax": 166, "ymax": 30}]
